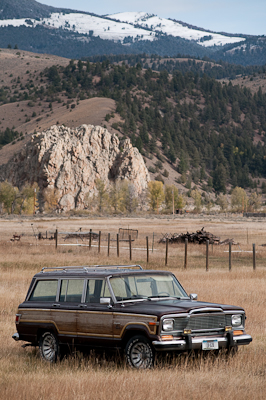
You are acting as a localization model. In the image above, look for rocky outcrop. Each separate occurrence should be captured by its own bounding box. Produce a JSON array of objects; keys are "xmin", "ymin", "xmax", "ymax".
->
[{"xmin": 0, "ymin": 124, "xmax": 150, "ymax": 211}]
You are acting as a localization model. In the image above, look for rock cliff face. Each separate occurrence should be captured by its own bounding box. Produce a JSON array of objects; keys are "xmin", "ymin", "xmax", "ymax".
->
[{"xmin": 0, "ymin": 124, "xmax": 150, "ymax": 211}]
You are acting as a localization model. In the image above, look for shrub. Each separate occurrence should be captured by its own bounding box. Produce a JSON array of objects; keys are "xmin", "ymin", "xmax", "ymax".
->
[
  {"xmin": 155, "ymin": 174, "xmax": 164, "ymax": 184},
  {"xmin": 148, "ymin": 166, "xmax": 156, "ymax": 173},
  {"xmin": 162, "ymin": 169, "xmax": 169, "ymax": 178}
]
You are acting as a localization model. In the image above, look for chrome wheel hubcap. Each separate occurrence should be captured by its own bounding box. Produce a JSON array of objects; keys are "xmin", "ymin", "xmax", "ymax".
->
[
  {"xmin": 131, "ymin": 342, "xmax": 151, "ymax": 368},
  {"xmin": 42, "ymin": 335, "xmax": 56, "ymax": 361}
]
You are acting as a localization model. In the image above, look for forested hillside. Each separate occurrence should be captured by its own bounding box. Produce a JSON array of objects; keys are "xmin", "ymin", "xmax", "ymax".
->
[
  {"xmin": 1, "ymin": 58, "xmax": 266, "ymax": 194},
  {"xmin": 88, "ymin": 54, "xmax": 266, "ymax": 80}
]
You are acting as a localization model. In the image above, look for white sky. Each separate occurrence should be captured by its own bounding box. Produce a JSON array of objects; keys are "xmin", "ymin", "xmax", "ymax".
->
[{"xmin": 39, "ymin": 0, "xmax": 266, "ymax": 36}]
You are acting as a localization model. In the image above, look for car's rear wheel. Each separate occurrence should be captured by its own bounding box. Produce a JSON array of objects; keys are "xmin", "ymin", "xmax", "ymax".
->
[
  {"xmin": 125, "ymin": 336, "xmax": 154, "ymax": 369},
  {"xmin": 39, "ymin": 331, "xmax": 59, "ymax": 362}
]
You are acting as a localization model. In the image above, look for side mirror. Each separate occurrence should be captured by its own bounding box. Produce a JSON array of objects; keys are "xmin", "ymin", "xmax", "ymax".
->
[
  {"xmin": 189, "ymin": 293, "xmax": 198, "ymax": 301},
  {"xmin": 100, "ymin": 297, "xmax": 112, "ymax": 305}
]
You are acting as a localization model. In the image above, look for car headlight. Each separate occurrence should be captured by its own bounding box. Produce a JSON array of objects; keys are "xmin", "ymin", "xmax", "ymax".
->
[
  {"xmin": 162, "ymin": 319, "xmax": 174, "ymax": 331},
  {"xmin": 231, "ymin": 314, "xmax": 242, "ymax": 327}
]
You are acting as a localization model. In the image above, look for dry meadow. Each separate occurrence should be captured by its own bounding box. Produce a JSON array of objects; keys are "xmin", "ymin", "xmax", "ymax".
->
[{"xmin": 0, "ymin": 215, "xmax": 266, "ymax": 400}]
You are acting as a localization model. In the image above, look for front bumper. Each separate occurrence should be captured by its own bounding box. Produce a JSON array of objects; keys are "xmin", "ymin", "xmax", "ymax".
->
[{"xmin": 152, "ymin": 333, "xmax": 252, "ymax": 351}]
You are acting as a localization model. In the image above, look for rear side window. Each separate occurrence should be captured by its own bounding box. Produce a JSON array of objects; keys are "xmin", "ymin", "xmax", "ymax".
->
[
  {"xmin": 59, "ymin": 279, "xmax": 84, "ymax": 303},
  {"xmin": 29, "ymin": 280, "xmax": 58, "ymax": 302}
]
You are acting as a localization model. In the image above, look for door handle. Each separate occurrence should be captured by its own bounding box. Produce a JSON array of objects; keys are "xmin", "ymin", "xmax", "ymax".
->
[
  {"xmin": 79, "ymin": 304, "xmax": 87, "ymax": 308},
  {"xmin": 52, "ymin": 303, "xmax": 60, "ymax": 307}
]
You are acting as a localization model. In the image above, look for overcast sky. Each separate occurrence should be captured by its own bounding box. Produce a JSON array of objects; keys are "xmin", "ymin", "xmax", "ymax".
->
[{"xmin": 39, "ymin": 0, "xmax": 265, "ymax": 35}]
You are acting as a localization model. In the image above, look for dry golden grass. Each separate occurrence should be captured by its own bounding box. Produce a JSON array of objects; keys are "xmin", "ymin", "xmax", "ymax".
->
[{"xmin": 1, "ymin": 216, "xmax": 266, "ymax": 400}]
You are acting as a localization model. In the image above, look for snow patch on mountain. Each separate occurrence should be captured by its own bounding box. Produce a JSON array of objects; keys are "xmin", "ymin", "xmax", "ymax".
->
[
  {"xmin": 108, "ymin": 12, "xmax": 245, "ymax": 47},
  {"xmin": 0, "ymin": 12, "xmax": 156, "ymax": 42}
]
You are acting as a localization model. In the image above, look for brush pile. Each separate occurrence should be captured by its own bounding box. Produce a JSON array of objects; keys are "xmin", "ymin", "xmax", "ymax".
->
[{"xmin": 159, "ymin": 227, "xmax": 237, "ymax": 245}]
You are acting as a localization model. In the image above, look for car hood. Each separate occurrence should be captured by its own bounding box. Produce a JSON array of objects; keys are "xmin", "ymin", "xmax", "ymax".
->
[{"xmin": 114, "ymin": 299, "xmax": 244, "ymax": 317}]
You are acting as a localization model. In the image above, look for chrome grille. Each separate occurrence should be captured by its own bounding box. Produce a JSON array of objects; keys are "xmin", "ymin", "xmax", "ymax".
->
[
  {"xmin": 172, "ymin": 313, "xmax": 232, "ymax": 332},
  {"xmin": 187, "ymin": 314, "xmax": 226, "ymax": 331}
]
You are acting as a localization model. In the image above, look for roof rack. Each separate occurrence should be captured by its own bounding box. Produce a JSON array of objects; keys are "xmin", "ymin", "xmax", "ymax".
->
[{"xmin": 41, "ymin": 265, "xmax": 143, "ymax": 273}]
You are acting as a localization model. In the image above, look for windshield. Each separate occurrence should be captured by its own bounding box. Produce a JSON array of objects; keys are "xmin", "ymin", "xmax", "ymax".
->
[{"xmin": 109, "ymin": 274, "xmax": 188, "ymax": 302}]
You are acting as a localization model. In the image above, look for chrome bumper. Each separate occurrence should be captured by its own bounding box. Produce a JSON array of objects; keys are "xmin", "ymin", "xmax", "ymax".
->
[
  {"xmin": 152, "ymin": 334, "xmax": 252, "ymax": 351},
  {"xmin": 12, "ymin": 333, "xmax": 20, "ymax": 341}
]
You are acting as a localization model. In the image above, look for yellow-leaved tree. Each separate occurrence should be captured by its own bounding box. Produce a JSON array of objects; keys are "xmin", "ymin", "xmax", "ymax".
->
[
  {"xmin": 191, "ymin": 188, "xmax": 202, "ymax": 213},
  {"xmin": 95, "ymin": 179, "xmax": 109, "ymax": 213},
  {"xmin": 231, "ymin": 187, "xmax": 248, "ymax": 212},
  {"xmin": 43, "ymin": 187, "xmax": 60, "ymax": 212},
  {"xmin": 147, "ymin": 181, "xmax": 165, "ymax": 213},
  {"xmin": 0, "ymin": 181, "xmax": 18, "ymax": 214}
]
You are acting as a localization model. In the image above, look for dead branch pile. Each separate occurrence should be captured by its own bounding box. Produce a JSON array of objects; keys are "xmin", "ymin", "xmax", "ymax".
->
[
  {"xmin": 62, "ymin": 232, "xmax": 99, "ymax": 241},
  {"xmin": 159, "ymin": 227, "xmax": 237, "ymax": 245}
]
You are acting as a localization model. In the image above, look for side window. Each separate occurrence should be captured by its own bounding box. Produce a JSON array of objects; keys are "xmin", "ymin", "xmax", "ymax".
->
[
  {"xmin": 100, "ymin": 280, "xmax": 111, "ymax": 298},
  {"xmin": 29, "ymin": 280, "xmax": 58, "ymax": 302},
  {"xmin": 59, "ymin": 279, "xmax": 84, "ymax": 303},
  {"xmin": 85, "ymin": 279, "xmax": 111, "ymax": 303}
]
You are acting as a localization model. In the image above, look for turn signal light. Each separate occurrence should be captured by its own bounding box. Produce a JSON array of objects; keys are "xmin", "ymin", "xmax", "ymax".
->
[
  {"xmin": 233, "ymin": 330, "xmax": 244, "ymax": 336},
  {"xmin": 183, "ymin": 329, "xmax": 191, "ymax": 334},
  {"xmin": 161, "ymin": 335, "xmax": 173, "ymax": 341}
]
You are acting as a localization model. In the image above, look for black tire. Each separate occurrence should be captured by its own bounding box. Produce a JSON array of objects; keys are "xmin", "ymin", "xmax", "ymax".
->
[
  {"xmin": 39, "ymin": 331, "xmax": 59, "ymax": 363},
  {"xmin": 125, "ymin": 336, "xmax": 154, "ymax": 369}
]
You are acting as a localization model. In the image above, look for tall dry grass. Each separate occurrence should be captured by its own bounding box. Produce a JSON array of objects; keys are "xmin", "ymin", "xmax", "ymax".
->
[{"xmin": 0, "ymin": 217, "xmax": 266, "ymax": 399}]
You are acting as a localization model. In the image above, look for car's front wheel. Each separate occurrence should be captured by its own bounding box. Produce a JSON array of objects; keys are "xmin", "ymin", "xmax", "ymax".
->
[
  {"xmin": 39, "ymin": 331, "xmax": 59, "ymax": 362},
  {"xmin": 125, "ymin": 336, "xmax": 154, "ymax": 369}
]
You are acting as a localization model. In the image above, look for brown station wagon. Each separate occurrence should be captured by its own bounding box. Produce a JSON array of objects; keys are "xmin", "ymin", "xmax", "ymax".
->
[{"xmin": 12, "ymin": 265, "xmax": 252, "ymax": 368}]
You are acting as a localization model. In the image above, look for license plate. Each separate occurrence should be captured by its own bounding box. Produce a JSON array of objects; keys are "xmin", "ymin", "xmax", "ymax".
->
[{"xmin": 202, "ymin": 340, "xmax": 219, "ymax": 350}]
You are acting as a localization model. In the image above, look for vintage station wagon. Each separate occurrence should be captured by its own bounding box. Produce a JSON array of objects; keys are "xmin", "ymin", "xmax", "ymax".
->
[{"xmin": 13, "ymin": 265, "xmax": 252, "ymax": 368}]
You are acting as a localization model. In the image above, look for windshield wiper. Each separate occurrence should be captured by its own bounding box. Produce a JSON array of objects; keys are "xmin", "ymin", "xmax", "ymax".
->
[
  {"xmin": 116, "ymin": 295, "xmax": 148, "ymax": 302},
  {"xmin": 147, "ymin": 295, "xmax": 184, "ymax": 300}
]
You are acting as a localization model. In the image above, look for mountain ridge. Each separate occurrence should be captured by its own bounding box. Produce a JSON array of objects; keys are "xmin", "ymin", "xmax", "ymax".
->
[{"xmin": 0, "ymin": 0, "xmax": 265, "ymax": 65}]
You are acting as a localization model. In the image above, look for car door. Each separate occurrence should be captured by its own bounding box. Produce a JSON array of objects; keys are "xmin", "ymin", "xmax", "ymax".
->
[
  {"xmin": 77, "ymin": 278, "xmax": 114, "ymax": 347},
  {"xmin": 52, "ymin": 278, "xmax": 85, "ymax": 344}
]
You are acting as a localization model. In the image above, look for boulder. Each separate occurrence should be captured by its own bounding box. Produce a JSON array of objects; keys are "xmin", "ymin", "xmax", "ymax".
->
[{"xmin": 0, "ymin": 124, "xmax": 150, "ymax": 211}]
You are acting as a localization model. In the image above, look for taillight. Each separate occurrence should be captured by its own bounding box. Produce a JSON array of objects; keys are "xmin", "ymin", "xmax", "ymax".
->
[{"xmin": 15, "ymin": 314, "xmax": 21, "ymax": 324}]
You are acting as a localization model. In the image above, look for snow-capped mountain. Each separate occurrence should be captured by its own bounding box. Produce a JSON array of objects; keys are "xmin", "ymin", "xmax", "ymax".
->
[
  {"xmin": 107, "ymin": 12, "xmax": 245, "ymax": 47},
  {"xmin": 0, "ymin": 10, "xmax": 244, "ymax": 47}
]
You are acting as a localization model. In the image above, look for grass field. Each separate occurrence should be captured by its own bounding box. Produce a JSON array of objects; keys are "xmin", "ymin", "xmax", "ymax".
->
[{"xmin": 0, "ymin": 216, "xmax": 265, "ymax": 400}]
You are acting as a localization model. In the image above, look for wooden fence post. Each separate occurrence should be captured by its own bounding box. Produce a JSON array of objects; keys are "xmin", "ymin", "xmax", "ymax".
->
[
  {"xmin": 107, "ymin": 233, "xmax": 110, "ymax": 257},
  {"xmin": 253, "ymin": 243, "xmax": 256, "ymax": 270},
  {"xmin": 165, "ymin": 238, "xmax": 169, "ymax": 266},
  {"xmin": 117, "ymin": 233, "xmax": 119, "ymax": 257},
  {"xmin": 146, "ymin": 236, "xmax": 149, "ymax": 263},
  {"xmin": 206, "ymin": 240, "xmax": 209, "ymax": 272},
  {"xmin": 55, "ymin": 229, "xmax": 58, "ymax": 249},
  {"xmin": 89, "ymin": 228, "xmax": 92, "ymax": 250},
  {"xmin": 98, "ymin": 231, "xmax": 101, "ymax": 253},
  {"xmin": 129, "ymin": 235, "xmax": 132, "ymax": 261},
  {"xmin": 229, "ymin": 242, "xmax": 232, "ymax": 271},
  {"xmin": 184, "ymin": 238, "xmax": 188, "ymax": 269}
]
